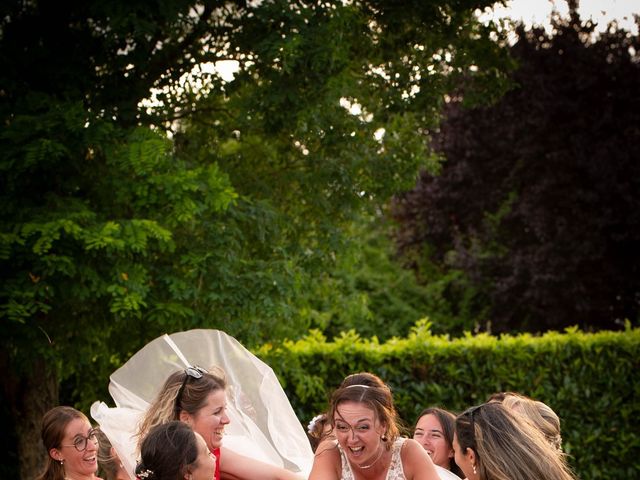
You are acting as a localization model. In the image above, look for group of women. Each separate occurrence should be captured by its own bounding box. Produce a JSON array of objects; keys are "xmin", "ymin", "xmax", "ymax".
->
[{"xmin": 35, "ymin": 330, "xmax": 577, "ymax": 480}]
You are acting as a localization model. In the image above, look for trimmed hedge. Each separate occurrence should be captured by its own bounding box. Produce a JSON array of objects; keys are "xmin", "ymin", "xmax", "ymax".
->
[{"xmin": 256, "ymin": 322, "xmax": 640, "ymax": 480}]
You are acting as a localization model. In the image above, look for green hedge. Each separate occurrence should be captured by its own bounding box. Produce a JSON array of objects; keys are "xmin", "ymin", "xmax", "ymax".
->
[{"xmin": 256, "ymin": 322, "xmax": 640, "ymax": 480}]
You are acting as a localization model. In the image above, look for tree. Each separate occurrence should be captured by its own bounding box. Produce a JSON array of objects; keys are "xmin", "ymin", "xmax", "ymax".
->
[
  {"xmin": 1, "ymin": 1, "xmax": 511, "ymax": 476},
  {"xmin": 392, "ymin": 9, "xmax": 640, "ymax": 334}
]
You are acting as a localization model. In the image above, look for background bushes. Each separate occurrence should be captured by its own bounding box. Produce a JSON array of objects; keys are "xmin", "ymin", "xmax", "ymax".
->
[{"xmin": 257, "ymin": 322, "xmax": 640, "ymax": 479}]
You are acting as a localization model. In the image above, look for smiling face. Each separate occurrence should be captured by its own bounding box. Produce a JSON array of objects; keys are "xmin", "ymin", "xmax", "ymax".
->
[
  {"xmin": 413, "ymin": 413, "xmax": 454, "ymax": 470},
  {"xmin": 51, "ymin": 417, "xmax": 99, "ymax": 478},
  {"xmin": 190, "ymin": 432, "xmax": 217, "ymax": 480},
  {"xmin": 186, "ymin": 389, "xmax": 230, "ymax": 451},
  {"xmin": 334, "ymin": 401, "xmax": 386, "ymax": 467}
]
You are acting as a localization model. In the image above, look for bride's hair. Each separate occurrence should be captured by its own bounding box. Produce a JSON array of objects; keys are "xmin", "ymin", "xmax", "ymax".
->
[
  {"xmin": 136, "ymin": 366, "xmax": 226, "ymax": 450},
  {"xmin": 136, "ymin": 421, "xmax": 198, "ymax": 480},
  {"xmin": 328, "ymin": 372, "xmax": 401, "ymax": 447}
]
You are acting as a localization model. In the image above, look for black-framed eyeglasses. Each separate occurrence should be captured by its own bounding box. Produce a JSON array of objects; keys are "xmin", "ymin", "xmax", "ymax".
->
[
  {"xmin": 174, "ymin": 365, "xmax": 208, "ymax": 416},
  {"xmin": 60, "ymin": 428, "xmax": 99, "ymax": 452}
]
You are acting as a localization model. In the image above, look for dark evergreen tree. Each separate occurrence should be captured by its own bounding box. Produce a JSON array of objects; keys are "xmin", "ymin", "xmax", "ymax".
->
[{"xmin": 393, "ymin": 10, "xmax": 640, "ymax": 333}]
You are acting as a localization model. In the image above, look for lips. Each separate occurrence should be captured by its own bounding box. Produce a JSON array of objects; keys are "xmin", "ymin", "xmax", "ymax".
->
[{"xmin": 349, "ymin": 446, "xmax": 365, "ymax": 457}]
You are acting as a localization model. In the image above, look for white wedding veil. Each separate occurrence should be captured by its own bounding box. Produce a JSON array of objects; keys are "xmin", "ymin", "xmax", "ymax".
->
[{"xmin": 90, "ymin": 329, "xmax": 313, "ymax": 479}]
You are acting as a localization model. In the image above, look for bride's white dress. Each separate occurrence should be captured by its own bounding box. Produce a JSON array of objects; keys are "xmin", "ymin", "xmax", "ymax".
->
[{"xmin": 90, "ymin": 329, "xmax": 313, "ymax": 480}]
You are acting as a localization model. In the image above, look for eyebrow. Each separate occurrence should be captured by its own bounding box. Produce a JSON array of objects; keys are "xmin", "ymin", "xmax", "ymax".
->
[{"xmin": 335, "ymin": 415, "xmax": 372, "ymax": 425}]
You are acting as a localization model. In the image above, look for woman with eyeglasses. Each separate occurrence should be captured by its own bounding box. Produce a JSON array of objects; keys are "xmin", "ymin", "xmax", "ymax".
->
[
  {"xmin": 36, "ymin": 406, "xmax": 101, "ymax": 480},
  {"xmin": 413, "ymin": 408, "xmax": 462, "ymax": 479},
  {"xmin": 453, "ymin": 402, "xmax": 576, "ymax": 480},
  {"xmin": 136, "ymin": 421, "xmax": 216, "ymax": 480},
  {"xmin": 309, "ymin": 372, "xmax": 442, "ymax": 480}
]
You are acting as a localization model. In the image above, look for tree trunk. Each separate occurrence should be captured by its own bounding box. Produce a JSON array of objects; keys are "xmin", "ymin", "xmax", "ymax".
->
[{"xmin": 1, "ymin": 352, "xmax": 58, "ymax": 480}]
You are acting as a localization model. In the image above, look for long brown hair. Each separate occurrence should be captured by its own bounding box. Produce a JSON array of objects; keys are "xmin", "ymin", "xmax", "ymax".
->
[
  {"xmin": 36, "ymin": 406, "xmax": 90, "ymax": 480},
  {"xmin": 137, "ymin": 366, "xmax": 226, "ymax": 449},
  {"xmin": 414, "ymin": 407, "xmax": 464, "ymax": 478},
  {"xmin": 328, "ymin": 372, "xmax": 400, "ymax": 447},
  {"xmin": 455, "ymin": 402, "xmax": 576, "ymax": 480}
]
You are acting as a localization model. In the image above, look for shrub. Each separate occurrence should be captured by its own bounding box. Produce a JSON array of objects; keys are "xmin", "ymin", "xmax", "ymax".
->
[{"xmin": 257, "ymin": 322, "xmax": 640, "ymax": 480}]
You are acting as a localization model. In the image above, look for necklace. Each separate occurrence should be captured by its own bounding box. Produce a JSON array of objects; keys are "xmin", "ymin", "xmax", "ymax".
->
[{"xmin": 356, "ymin": 446, "xmax": 385, "ymax": 469}]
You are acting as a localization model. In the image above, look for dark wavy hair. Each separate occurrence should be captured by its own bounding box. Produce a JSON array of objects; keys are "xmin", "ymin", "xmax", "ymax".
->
[{"xmin": 136, "ymin": 421, "xmax": 199, "ymax": 480}]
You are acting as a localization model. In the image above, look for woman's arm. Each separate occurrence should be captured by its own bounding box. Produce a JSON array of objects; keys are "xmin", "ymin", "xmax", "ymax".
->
[
  {"xmin": 308, "ymin": 441, "xmax": 341, "ymax": 480},
  {"xmin": 219, "ymin": 447, "xmax": 305, "ymax": 480},
  {"xmin": 401, "ymin": 438, "xmax": 440, "ymax": 480}
]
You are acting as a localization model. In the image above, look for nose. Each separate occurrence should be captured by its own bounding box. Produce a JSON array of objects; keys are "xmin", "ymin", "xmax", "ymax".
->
[
  {"xmin": 221, "ymin": 413, "xmax": 231, "ymax": 425},
  {"xmin": 86, "ymin": 438, "xmax": 99, "ymax": 452}
]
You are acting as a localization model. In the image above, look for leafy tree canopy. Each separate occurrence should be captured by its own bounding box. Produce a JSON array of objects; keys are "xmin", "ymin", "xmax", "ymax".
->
[{"xmin": 0, "ymin": 1, "xmax": 512, "ymax": 476}]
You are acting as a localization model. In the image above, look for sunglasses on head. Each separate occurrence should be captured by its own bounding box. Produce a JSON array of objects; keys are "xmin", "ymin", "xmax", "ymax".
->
[{"xmin": 174, "ymin": 365, "xmax": 208, "ymax": 416}]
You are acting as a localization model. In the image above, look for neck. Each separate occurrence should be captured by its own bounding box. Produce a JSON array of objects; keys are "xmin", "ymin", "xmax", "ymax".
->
[
  {"xmin": 64, "ymin": 474, "xmax": 96, "ymax": 480},
  {"xmin": 355, "ymin": 445, "xmax": 385, "ymax": 470}
]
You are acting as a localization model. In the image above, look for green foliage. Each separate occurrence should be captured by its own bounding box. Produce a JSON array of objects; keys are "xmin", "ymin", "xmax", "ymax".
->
[
  {"xmin": 1, "ymin": 1, "xmax": 514, "ymax": 476},
  {"xmin": 293, "ymin": 211, "xmax": 478, "ymax": 340},
  {"xmin": 257, "ymin": 324, "xmax": 640, "ymax": 480}
]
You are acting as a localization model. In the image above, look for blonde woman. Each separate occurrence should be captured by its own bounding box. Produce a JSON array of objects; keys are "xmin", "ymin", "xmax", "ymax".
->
[
  {"xmin": 453, "ymin": 402, "xmax": 576, "ymax": 480},
  {"xmin": 92, "ymin": 330, "xmax": 312, "ymax": 480},
  {"xmin": 501, "ymin": 393, "xmax": 562, "ymax": 451}
]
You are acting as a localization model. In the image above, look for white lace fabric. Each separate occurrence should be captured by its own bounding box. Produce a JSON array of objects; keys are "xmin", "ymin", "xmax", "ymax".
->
[{"xmin": 339, "ymin": 438, "xmax": 406, "ymax": 480}]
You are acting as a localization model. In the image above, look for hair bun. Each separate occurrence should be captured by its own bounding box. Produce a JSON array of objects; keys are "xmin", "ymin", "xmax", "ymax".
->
[{"xmin": 135, "ymin": 465, "xmax": 155, "ymax": 479}]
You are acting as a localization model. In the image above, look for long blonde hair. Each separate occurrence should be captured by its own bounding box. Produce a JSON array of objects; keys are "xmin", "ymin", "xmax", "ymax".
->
[
  {"xmin": 136, "ymin": 366, "xmax": 226, "ymax": 450},
  {"xmin": 455, "ymin": 402, "xmax": 576, "ymax": 480},
  {"xmin": 501, "ymin": 393, "xmax": 562, "ymax": 451}
]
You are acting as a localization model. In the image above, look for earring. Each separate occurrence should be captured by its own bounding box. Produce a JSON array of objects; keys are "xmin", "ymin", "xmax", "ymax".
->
[
  {"xmin": 381, "ymin": 433, "xmax": 388, "ymax": 442},
  {"xmin": 59, "ymin": 459, "xmax": 64, "ymax": 465},
  {"xmin": 472, "ymin": 464, "xmax": 477, "ymax": 475}
]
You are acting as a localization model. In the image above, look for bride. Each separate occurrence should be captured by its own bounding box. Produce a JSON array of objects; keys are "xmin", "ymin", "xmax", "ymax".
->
[{"xmin": 91, "ymin": 329, "xmax": 313, "ymax": 480}]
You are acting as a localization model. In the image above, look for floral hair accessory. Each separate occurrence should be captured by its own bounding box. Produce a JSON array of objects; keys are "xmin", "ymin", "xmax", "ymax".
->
[
  {"xmin": 136, "ymin": 468, "xmax": 154, "ymax": 479},
  {"xmin": 307, "ymin": 414, "xmax": 326, "ymax": 435}
]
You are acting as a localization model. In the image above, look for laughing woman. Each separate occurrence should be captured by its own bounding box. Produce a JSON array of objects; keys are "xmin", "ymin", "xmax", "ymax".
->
[
  {"xmin": 309, "ymin": 372, "xmax": 441, "ymax": 480},
  {"xmin": 36, "ymin": 406, "xmax": 101, "ymax": 480},
  {"xmin": 413, "ymin": 408, "xmax": 462, "ymax": 479},
  {"xmin": 91, "ymin": 330, "xmax": 312, "ymax": 480},
  {"xmin": 137, "ymin": 365, "xmax": 302, "ymax": 480}
]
